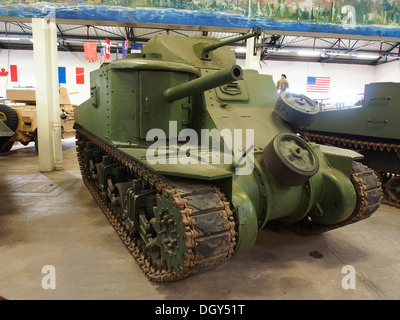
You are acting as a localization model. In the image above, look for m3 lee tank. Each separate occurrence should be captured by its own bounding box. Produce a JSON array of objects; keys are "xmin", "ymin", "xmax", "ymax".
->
[{"xmin": 73, "ymin": 30, "xmax": 381, "ymax": 282}]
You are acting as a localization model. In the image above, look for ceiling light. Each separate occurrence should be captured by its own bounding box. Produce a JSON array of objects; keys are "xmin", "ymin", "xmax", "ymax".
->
[
  {"xmin": 0, "ymin": 37, "xmax": 21, "ymax": 41},
  {"xmin": 297, "ymin": 50, "xmax": 321, "ymax": 57},
  {"xmin": 234, "ymin": 47, "xmax": 247, "ymax": 54},
  {"xmin": 355, "ymin": 54, "xmax": 380, "ymax": 60},
  {"xmin": 272, "ymin": 49, "xmax": 291, "ymax": 54},
  {"xmin": 103, "ymin": 42, "xmax": 118, "ymax": 47},
  {"xmin": 328, "ymin": 52, "xmax": 351, "ymax": 57}
]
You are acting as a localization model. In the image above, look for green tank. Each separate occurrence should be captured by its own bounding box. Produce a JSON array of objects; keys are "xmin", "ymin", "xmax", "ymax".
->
[
  {"xmin": 307, "ymin": 82, "xmax": 400, "ymax": 208},
  {"xmin": 73, "ymin": 29, "xmax": 381, "ymax": 282}
]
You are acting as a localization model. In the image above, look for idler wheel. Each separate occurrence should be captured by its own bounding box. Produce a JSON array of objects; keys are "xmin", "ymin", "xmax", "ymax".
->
[
  {"xmin": 274, "ymin": 92, "xmax": 319, "ymax": 128},
  {"xmin": 385, "ymin": 176, "xmax": 400, "ymax": 202},
  {"xmin": 263, "ymin": 133, "xmax": 319, "ymax": 186}
]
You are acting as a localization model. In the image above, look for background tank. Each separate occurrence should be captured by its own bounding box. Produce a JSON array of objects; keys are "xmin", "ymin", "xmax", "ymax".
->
[
  {"xmin": 73, "ymin": 30, "xmax": 381, "ymax": 282},
  {"xmin": 307, "ymin": 82, "xmax": 400, "ymax": 208},
  {"xmin": 0, "ymin": 87, "xmax": 76, "ymax": 153}
]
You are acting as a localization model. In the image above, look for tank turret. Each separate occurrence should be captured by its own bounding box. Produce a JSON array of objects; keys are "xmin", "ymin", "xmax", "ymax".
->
[
  {"xmin": 193, "ymin": 29, "xmax": 261, "ymax": 61},
  {"xmin": 74, "ymin": 30, "xmax": 382, "ymax": 282}
]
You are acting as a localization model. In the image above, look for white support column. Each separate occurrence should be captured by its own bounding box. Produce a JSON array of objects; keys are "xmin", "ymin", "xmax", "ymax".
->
[
  {"xmin": 245, "ymin": 36, "xmax": 261, "ymax": 71},
  {"xmin": 32, "ymin": 17, "xmax": 63, "ymax": 172}
]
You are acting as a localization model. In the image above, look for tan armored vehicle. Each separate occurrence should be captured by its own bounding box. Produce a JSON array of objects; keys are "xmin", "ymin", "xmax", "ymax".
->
[{"xmin": 0, "ymin": 86, "xmax": 76, "ymax": 153}]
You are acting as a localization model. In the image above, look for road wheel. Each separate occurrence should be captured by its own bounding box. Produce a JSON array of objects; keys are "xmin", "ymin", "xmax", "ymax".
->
[{"xmin": 0, "ymin": 104, "xmax": 18, "ymax": 132}]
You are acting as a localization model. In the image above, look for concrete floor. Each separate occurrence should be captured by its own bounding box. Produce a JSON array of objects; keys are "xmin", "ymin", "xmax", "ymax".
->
[{"xmin": 1, "ymin": 138, "xmax": 399, "ymax": 300}]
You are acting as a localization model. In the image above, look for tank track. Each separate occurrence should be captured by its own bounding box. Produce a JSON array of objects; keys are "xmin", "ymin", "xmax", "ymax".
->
[
  {"xmin": 282, "ymin": 161, "xmax": 382, "ymax": 236},
  {"xmin": 307, "ymin": 132, "xmax": 400, "ymax": 209},
  {"xmin": 381, "ymin": 190, "xmax": 400, "ymax": 208},
  {"xmin": 75, "ymin": 127, "xmax": 236, "ymax": 282}
]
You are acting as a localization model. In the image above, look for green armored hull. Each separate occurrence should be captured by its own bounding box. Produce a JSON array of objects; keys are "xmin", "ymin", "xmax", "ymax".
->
[
  {"xmin": 74, "ymin": 30, "xmax": 381, "ymax": 281},
  {"xmin": 307, "ymin": 82, "xmax": 400, "ymax": 207}
]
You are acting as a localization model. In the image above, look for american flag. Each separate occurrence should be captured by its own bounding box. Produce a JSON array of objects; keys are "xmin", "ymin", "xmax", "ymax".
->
[
  {"xmin": 100, "ymin": 47, "xmax": 106, "ymax": 65},
  {"xmin": 306, "ymin": 76, "xmax": 330, "ymax": 93}
]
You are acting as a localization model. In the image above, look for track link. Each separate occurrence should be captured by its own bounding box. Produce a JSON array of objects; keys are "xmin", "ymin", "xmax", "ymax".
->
[
  {"xmin": 382, "ymin": 191, "xmax": 400, "ymax": 208},
  {"xmin": 307, "ymin": 132, "xmax": 400, "ymax": 153},
  {"xmin": 283, "ymin": 161, "xmax": 382, "ymax": 236},
  {"xmin": 75, "ymin": 127, "xmax": 236, "ymax": 282},
  {"xmin": 307, "ymin": 132, "xmax": 400, "ymax": 208}
]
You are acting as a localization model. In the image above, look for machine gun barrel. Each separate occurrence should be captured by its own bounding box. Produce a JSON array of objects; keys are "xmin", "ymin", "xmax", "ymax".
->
[{"xmin": 163, "ymin": 64, "xmax": 243, "ymax": 102}]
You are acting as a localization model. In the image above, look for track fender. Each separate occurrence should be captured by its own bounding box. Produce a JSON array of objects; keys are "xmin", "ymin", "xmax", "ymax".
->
[{"xmin": 231, "ymin": 180, "xmax": 258, "ymax": 255}]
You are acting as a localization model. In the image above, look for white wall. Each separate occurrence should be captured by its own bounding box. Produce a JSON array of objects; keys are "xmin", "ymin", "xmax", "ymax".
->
[
  {"xmin": 237, "ymin": 58, "xmax": 376, "ymax": 101},
  {"xmin": 0, "ymin": 49, "xmax": 118, "ymax": 106},
  {"xmin": 0, "ymin": 47, "xmax": 398, "ymax": 107},
  {"xmin": 1, "ymin": 50, "xmax": 35, "ymax": 100},
  {"xmin": 374, "ymin": 59, "xmax": 400, "ymax": 83},
  {"xmin": 57, "ymin": 51, "xmax": 101, "ymax": 105}
]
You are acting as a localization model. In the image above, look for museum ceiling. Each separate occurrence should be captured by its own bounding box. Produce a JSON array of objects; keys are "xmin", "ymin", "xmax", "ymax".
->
[{"xmin": 0, "ymin": 19, "xmax": 399, "ymax": 66}]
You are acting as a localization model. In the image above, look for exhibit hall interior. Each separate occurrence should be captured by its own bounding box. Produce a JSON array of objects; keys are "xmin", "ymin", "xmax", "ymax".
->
[{"xmin": 1, "ymin": 1, "xmax": 400, "ymax": 303}]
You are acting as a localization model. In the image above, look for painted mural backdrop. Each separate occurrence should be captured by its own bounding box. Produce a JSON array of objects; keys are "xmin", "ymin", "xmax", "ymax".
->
[{"xmin": 1, "ymin": 0, "xmax": 400, "ymax": 37}]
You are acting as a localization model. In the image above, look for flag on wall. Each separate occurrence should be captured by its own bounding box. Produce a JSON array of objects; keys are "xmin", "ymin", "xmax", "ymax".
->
[
  {"xmin": 10, "ymin": 65, "xmax": 18, "ymax": 82},
  {"xmin": 0, "ymin": 65, "xmax": 18, "ymax": 82},
  {"xmin": 58, "ymin": 66, "xmax": 66, "ymax": 84},
  {"xmin": 83, "ymin": 42, "xmax": 97, "ymax": 62},
  {"xmin": 131, "ymin": 43, "xmax": 142, "ymax": 53},
  {"xmin": 100, "ymin": 47, "xmax": 106, "ymax": 65},
  {"xmin": 306, "ymin": 76, "xmax": 330, "ymax": 93},
  {"xmin": 122, "ymin": 40, "xmax": 129, "ymax": 59},
  {"xmin": 76, "ymin": 67, "xmax": 84, "ymax": 84},
  {"xmin": 105, "ymin": 38, "xmax": 110, "ymax": 59}
]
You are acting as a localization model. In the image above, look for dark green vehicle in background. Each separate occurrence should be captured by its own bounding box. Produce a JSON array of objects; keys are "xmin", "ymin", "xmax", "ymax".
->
[
  {"xmin": 73, "ymin": 29, "xmax": 381, "ymax": 282},
  {"xmin": 307, "ymin": 82, "xmax": 400, "ymax": 208}
]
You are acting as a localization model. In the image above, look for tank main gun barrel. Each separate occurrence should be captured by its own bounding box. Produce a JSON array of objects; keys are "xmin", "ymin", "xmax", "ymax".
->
[
  {"xmin": 194, "ymin": 27, "xmax": 262, "ymax": 60},
  {"xmin": 163, "ymin": 64, "xmax": 243, "ymax": 102}
]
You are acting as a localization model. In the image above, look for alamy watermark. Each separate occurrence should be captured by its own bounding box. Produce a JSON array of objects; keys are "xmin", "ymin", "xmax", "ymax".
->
[
  {"xmin": 41, "ymin": 265, "xmax": 56, "ymax": 289},
  {"xmin": 341, "ymin": 265, "xmax": 356, "ymax": 290},
  {"xmin": 146, "ymin": 121, "xmax": 255, "ymax": 175}
]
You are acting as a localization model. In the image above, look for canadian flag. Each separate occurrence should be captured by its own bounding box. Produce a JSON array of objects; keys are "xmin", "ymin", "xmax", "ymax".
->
[
  {"xmin": 105, "ymin": 38, "xmax": 110, "ymax": 59},
  {"xmin": 0, "ymin": 65, "xmax": 17, "ymax": 81}
]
